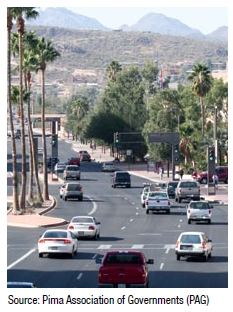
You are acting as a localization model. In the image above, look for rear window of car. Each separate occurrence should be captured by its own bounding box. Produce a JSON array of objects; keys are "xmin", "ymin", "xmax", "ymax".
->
[
  {"xmin": 149, "ymin": 192, "xmax": 168, "ymax": 198},
  {"xmin": 106, "ymin": 254, "xmax": 143, "ymax": 264},
  {"xmin": 72, "ymin": 217, "xmax": 93, "ymax": 223},
  {"xmin": 67, "ymin": 184, "xmax": 81, "ymax": 191},
  {"xmin": 189, "ymin": 202, "xmax": 209, "ymax": 209},
  {"xmin": 44, "ymin": 231, "xmax": 68, "ymax": 238},
  {"xmin": 116, "ymin": 172, "xmax": 130, "ymax": 178},
  {"xmin": 168, "ymin": 182, "xmax": 178, "ymax": 188},
  {"xmin": 180, "ymin": 235, "xmax": 201, "ymax": 244},
  {"xmin": 67, "ymin": 166, "xmax": 79, "ymax": 171},
  {"xmin": 180, "ymin": 182, "xmax": 198, "ymax": 188}
]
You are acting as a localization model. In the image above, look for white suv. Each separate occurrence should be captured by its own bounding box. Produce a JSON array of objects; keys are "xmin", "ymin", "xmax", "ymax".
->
[
  {"xmin": 175, "ymin": 231, "xmax": 213, "ymax": 261},
  {"xmin": 187, "ymin": 200, "xmax": 213, "ymax": 224}
]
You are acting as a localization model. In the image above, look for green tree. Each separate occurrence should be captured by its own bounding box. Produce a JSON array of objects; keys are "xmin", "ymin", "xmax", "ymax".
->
[
  {"xmin": 187, "ymin": 63, "xmax": 213, "ymax": 138},
  {"xmin": 106, "ymin": 60, "xmax": 122, "ymax": 82}
]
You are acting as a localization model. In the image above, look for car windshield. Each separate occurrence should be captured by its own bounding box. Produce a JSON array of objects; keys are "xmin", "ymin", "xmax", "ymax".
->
[
  {"xmin": 180, "ymin": 235, "xmax": 201, "ymax": 244},
  {"xmin": 189, "ymin": 202, "xmax": 209, "ymax": 209}
]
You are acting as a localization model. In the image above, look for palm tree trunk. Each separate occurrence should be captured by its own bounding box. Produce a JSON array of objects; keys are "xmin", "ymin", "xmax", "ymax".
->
[
  {"xmin": 7, "ymin": 13, "xmax": 20, "ymax": 213},
  {"xmin": 41, "ymin": 69, "xmax": 49, "ymax": 200},
  {"xmin": 18, "ymin": 20, "xmax": 27, "ymax": 211},
  {"xmin": 200, "ymin": 97, "xmax": 205, "ymax": 138}
]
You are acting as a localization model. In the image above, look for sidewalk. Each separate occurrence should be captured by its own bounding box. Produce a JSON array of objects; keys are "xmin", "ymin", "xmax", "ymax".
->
[{"xmin": 7, "ymin": 138, "xmax": 228, "ymax": 228}]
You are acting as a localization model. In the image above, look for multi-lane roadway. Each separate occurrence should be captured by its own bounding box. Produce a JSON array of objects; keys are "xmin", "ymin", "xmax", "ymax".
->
[{"xmin": 7, "ymin": 139, "xmax": 228, "ymax": 288}]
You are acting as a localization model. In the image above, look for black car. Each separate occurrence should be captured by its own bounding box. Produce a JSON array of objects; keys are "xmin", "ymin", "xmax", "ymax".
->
[{"xmin": 166, "ymin": 181, "xmax": 179, "ymax": 198}]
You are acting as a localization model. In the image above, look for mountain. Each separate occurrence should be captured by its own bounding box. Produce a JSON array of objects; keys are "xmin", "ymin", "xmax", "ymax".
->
[
  {"xmin": 27, "ymin": 7, "xmax": 109, "ymax": 31},
  {"xmin": 26, "ymin": 8, "xmax": 227, "ymax": 43}
]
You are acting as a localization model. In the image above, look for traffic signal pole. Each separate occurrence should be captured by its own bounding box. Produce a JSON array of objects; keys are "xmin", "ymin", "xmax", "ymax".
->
[{"xmin": 207, "ymin": 146, "xmax": 216, "ymax": 195}]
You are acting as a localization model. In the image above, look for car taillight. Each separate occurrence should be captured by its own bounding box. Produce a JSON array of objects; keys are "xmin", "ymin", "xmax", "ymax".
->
[
  {"xmin": 175, "ymin": 241, "xmax": 179, "ymax": 248},
  {"xmin": 202, "ymin": 241, "xmax": 206, "ymax": 249},
  {"xmin": 145, "ymin": 199, "xmax": 148, "ymax": 205},
  {"xmin": 63, "ymin": 239, "xmax": 71, "ymax": 244},
  {"xmin": 209, "ymin": 209, "xmax": 212, "ymax": 214},
  {"xmin": 38, "ymin": 238, "xmax": 46, "ymax": 243},
  {"xmin": 178, "ymin": 188, "xmax": 182, "ymax": 194},
  {"xmin": 168, "ymin": 199, "xmax": 170, "ymax": 205},
  {"xmin": 187, "ymin": 209, "xmax": 190, "ymax": 213},
  {"xmin": 89, "ymin": 226, "xmax": 95, "ymax": 230},
  {"xmin": 68, "ymin": 225, "xmax": 74, "ymax": 230}
]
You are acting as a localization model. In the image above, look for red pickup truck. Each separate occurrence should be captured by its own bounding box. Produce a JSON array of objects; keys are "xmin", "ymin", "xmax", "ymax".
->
[{"xmin": 96, "ymin": 250, "xmax": 154, "ymax": 288}]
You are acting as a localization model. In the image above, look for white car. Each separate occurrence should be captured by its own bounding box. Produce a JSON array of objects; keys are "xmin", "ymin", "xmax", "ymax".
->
[
  {"xmin": 175, "ymin": 231, "xmax": 213, "ymax": 261},
  {"xmin": 67, "ymin": 216, "xmax": 101, "ymax": 240},
  {"xmin": 140, "ymin": 186, "xmax": 150, "ymax": 208},
  {"xmin": 38, "ymin": 229, "xmax": 78, "ymax": 258},
  {"xmin": 145, "ymin": 191, "xmax": 171, "ymax": 214},
  {"xmin": 187, "ymin": 200, "xmax": 213, "ymax": 224}
]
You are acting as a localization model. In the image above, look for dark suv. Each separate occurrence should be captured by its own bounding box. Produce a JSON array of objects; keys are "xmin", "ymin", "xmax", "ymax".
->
[
  {"xmin": 111, "ymin": 171, "xmax": 131, "ymax": 188},
  {"xmin": 196, "ymin": 166, "xmax": 228, "ymax": 184}
]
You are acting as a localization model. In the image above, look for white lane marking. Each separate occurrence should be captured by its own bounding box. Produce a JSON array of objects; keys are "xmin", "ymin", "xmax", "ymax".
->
[
  {"xmin": 77, "ymin": 273, "xmax": 83, "ymax": 280},
  {"xmin": 160, "ymin": 263, "xmax": 164, "ymax": 270},
  {"xmin": 121, "ymin": 226, "xmax": 126, "ymax": 230},
  {"xmin": 131, "ymin": 245, "xmax": 144, "ymax": 249},
  {"xmin": 87, "ymin": 197, "xmax": 97, "ymax": 215},
  {"xmin": 97, "ymin": 245, "xmax": 111, "ymax": 249},
  {"xmin": 130, "ymin": 219, "xmax": 133, "ymax": 222},
  {"xmin": 7, "ymin": 248, "xmax": 36, "ymax": 270}
]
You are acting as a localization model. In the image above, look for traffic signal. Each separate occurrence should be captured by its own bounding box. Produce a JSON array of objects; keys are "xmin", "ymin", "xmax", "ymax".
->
[
  {"xmin": 115, "ymin": 132, "xmax": 119, "ymax": 144},
  {"xmin": 209, "ymin": 149, "xmax": 214, "ymax": 161},
  {"xmin": 174, "ymin": 144, "xmax": 179, "ymax": 153},
  {"xmin": 173, "ymin": 143, "xmax": 180, "ymax": 164},
  {"xmin": 51, "ymin": 134, "xmax": 57, "ymax": 146}
]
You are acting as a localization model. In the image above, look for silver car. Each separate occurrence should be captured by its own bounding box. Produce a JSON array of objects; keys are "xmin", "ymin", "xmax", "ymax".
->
[
  {"xmin": 67, "ymin": 216, "xmax": 101, "ymax": 240},
  {"xmin": 187, "ymin": 200, "xmax": 213, "ymax": 224},
  {"xmin": 63, "ymin": 165, "xmax": 80, "ymax": 180}
]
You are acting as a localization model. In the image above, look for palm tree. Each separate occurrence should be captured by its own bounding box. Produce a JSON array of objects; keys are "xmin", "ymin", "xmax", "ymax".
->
[
  {"xmin": 10, "ymin": 7, "xmax": 39, "ymax": 211},
  {"xmin": 107, "ymin": 60, "xmax": 122, "ymax": 81},
  {"xmin": 7, "ymin": 8, "xmax": 19, "ymax": 213},
  {"xmin": 35, "ymin": 37, "xmax": 60, "ymax": 200},
  {"xmin": 187, "ymin": 63, "xmax": 213, "ymax": 138}
]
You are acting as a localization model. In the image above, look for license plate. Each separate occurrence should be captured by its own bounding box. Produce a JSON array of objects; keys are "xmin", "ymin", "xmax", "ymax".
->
[
  {"xmin": 118, "ymin": 284, "xmax": 126, "ymax": 288},
  {"xmin": 78, "ymin": 231, "xmax": 84, "ymax": 235},
  {"xmin": 181, "ymin": 245, "xmax": 192, "ymax": 250},
  {"xmin": 49, "ymin": 246, "xmax": 58, "ymax": 250}
]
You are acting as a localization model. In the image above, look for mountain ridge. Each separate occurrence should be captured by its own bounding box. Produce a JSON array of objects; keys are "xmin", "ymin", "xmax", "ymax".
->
[{"xmin": 26, "ymin": 7, "xmax": 227, "ymax": 43}]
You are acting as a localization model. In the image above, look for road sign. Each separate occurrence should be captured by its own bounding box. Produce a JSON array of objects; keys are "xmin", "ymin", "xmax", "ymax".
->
[{"xmin": 148, "ymin": 132, "xmax": 179, "ymax": 143}]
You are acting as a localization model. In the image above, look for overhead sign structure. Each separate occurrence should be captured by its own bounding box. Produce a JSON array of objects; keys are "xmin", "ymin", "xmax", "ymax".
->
[
  {"xmin": 148, "ymin": 132, "xmax": 180, "ymax": 180},
  {"xmin": 148, "ymin": 132, "xmax": 179, "ymax": 143}
]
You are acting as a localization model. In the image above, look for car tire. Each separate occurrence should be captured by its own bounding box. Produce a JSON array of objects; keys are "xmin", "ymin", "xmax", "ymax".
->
[
  {"xmin": 201, "ymin": 178, "xmax": 207, "ymax": 184},
  {"xmin": 208, "ymin": 219, "xmax": 211, "ymax": 224},
  {"xmin": 79, "ymin": 196, "xmax": 83, "ymax": 201},
  {"xmin": 176, "ymin": 254, "xmax": 180, "ymax": 261},
  {"xmin": 70, "ymin": 248, "xmax": 75, "ymax": 259},
  {"xmin": 142, "ymin": 203, "xmax": 145, "ymax": 208},
  {"xmin": 188, "ymin": 219, "xmax": 191, "ymax": 224},
  {"xmin": 64, "ymin": 197, "xmax": 67, "ymax": 201},
  {"xmin": 178, "ymin": 197, "xmax": 181, "ymax": 203},
  {"xmin": 39, "ymin": 253, "xmax": 43, "ymax": 258},
  {"xmin": 166, "ymin": 210, "xmax": 170, "ymax": 214},
  {"xmin": 146, "ymin": 209, "xmax": 149, "ymax": 214}
]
